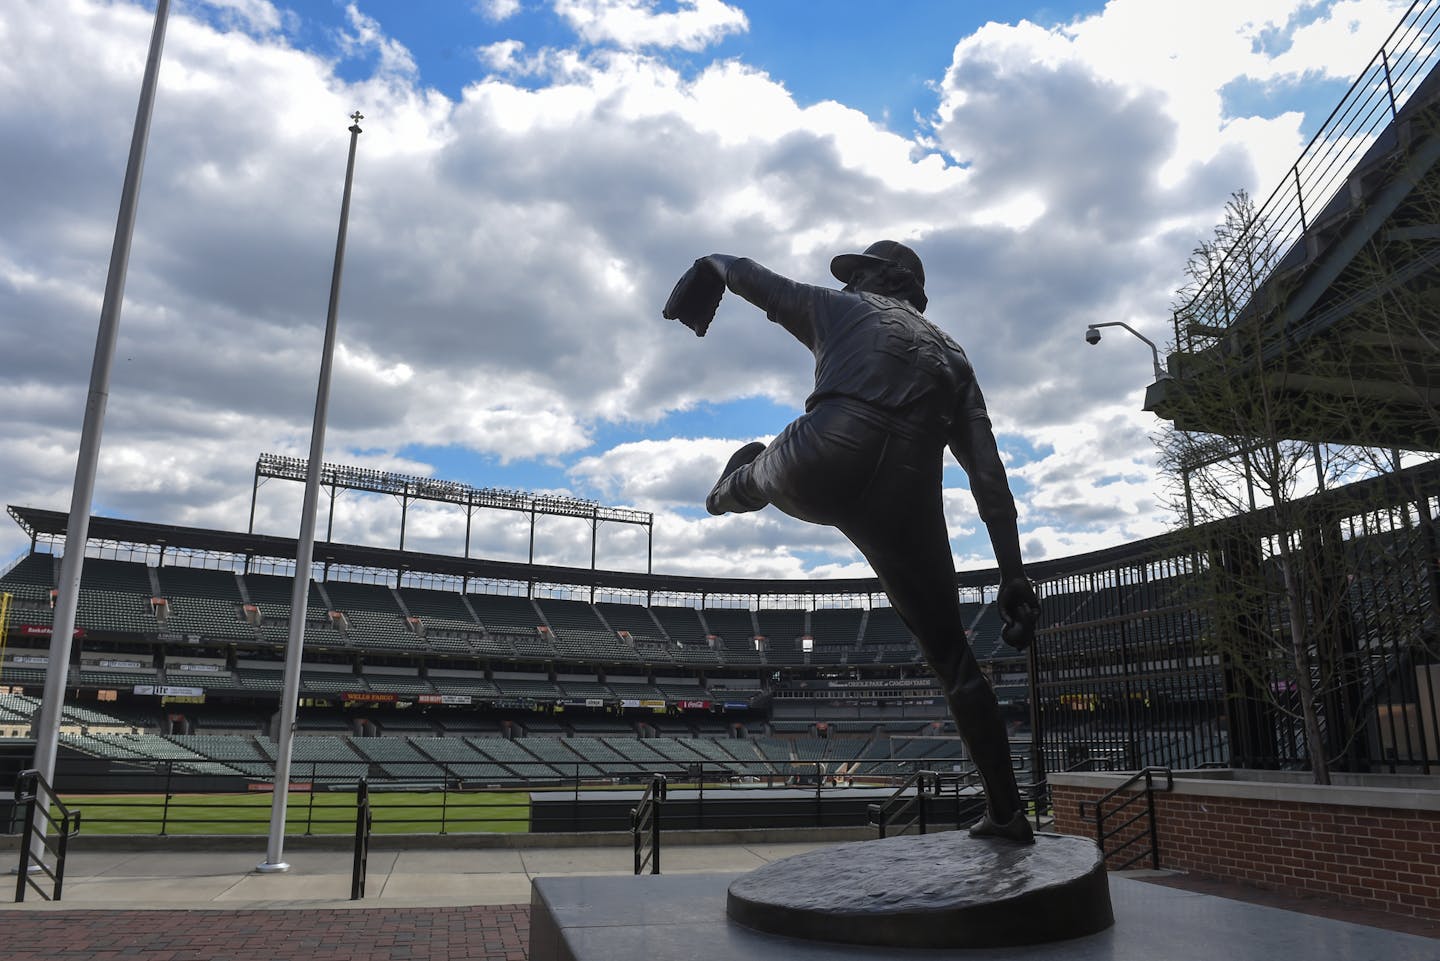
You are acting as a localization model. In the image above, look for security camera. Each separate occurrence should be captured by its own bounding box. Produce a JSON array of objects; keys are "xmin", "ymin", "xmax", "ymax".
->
[{"xmin": 1084, "ymin": 327, "xmax": 1101, "ymax": 345}]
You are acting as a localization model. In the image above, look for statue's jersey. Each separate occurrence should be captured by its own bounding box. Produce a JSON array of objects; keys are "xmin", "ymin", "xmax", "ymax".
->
[
  {"xmin": 724, "ymin": 257, "xmax": 1015, "ymax": 526},
  {"xmin": 726, "ymin": 258, "xmax": 985, "ymax": 437}
]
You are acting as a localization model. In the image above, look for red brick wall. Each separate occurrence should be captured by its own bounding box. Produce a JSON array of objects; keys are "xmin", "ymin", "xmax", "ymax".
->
[{"xmin": 1051, "ymin": 783, "xmax": 1440, "ymax": 921}]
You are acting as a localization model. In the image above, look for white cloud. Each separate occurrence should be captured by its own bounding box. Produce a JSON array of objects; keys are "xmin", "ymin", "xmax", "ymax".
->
[
  {"xmin": 554, "ymin": 0, "xmax": 748, "ymax": 52},
  {"xmin": 475, "ymin": 0, "xmax": 524, "ymax": 23},
  {"xmin": 477, "ymin": 39, "xmax": 550, "ymax": 75},
  {"xmin": 0, "ymin": 0, "xmax": 1401, "ymax": 582},
  {"xmin": 338, "ymin": 2, "xmax": 417, "ymax": 79},
  {"xmin": 197, "ymin": 0, "xmax": 287, "ymax": 35}
]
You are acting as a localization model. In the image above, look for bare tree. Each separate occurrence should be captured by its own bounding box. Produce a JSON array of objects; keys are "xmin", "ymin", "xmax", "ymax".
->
[{"xmin": 1157, "ymin": 192, "xmax": 1396, "ymax": 784}]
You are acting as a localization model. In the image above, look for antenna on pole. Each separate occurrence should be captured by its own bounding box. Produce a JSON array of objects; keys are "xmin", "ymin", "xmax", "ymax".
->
[{"xmin": 258, "ymin": 112, "xmax": 364, "ymax": 873}]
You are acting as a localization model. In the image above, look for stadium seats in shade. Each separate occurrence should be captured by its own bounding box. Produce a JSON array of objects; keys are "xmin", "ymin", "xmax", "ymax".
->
[
  {"xmin": 594, "ymin": 601, "xmax": 668, "ymax": 645},
  {"xmin": 754, "ymin": 609, "xmax": 808, "ymax": 664},
  {"xmin": 557, "ymin": 678, "xmax": 612, "ymax": 699},
  {"xmin": 466, "ymin": 593, "xmax": 543, "ymax": 634},
  {"xmin": 809, "ymin": 607, "xmax": 863, "ymax": 648},
  {"xmin": 153, "ymin": 566, "xmax": 256, "ymax": 642},
  {"xmin": 566, "ymin": 716, "xmax": 635, "ymax": 736},
  {"xmin": 654, "ymin": 680, "xmax": 709, "ymax": 701},
  {"xmin": 300, "ymin": 667, "xmax": 365, "ymax": 694},
  {"xmin": 702, "ymin": 608, "xmax": 761, "ymax": 664},
  {"xmin": 363, "ymin": 668, "xmax": 435, "ymax": 696},
  {"xmin": 241, "ymin": 572, "xmax": 325, "ymax": 620},
  {"xmin": 0, "ymin": 552, "xmax": 57, "ymax": 602},
  {"xmin": 506, "ymin": 631, "xmax": 557, "ymax": 660},
  {"xmin": 428, "ymin": 671, "xmax": 501, "ymax": 699},
  {"xmin": 859, "ymin": 606, "xmax": 911, "ymax": 645},
  {"xmin": 398, "ymin": 586, "xmax": 484, "ymax": 643},
  {"xmin": 606, "ymin": 681, "xmax": 663, "ymax": 701},
  {"xmin": 649, "ymin": 605, "xmax": 707, "ymax": 645},
  {"xmin": 319, "ymin": 581, "xmax": 425, "ymax": 651}
]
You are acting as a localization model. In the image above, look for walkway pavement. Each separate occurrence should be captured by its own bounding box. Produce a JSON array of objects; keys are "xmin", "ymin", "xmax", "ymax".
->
[
  {"xmin": 4, "ymin": 838, "xmax": 1436, "ymax": 960},
  {"xmin": 2, "ymin": 838, "xmax": 844, "ymax": 911}
]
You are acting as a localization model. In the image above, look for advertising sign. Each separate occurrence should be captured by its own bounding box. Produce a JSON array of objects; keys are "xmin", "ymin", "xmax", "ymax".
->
[
  {"xmin": 344, "ymin": 691, "xmax": 398, "ymax": 703},
  {"xmin": 419, "ymin": 693, "xmax": 474, "ymax": 706},
  {"xmin": 20, "ymin": 625, "xmax": 85, "ymax": 639}
]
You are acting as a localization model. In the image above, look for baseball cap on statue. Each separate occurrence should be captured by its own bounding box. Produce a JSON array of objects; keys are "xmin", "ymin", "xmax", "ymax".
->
[{"xmin": 830, "ymin": 240, "xmax": 926, "ymax": 289}]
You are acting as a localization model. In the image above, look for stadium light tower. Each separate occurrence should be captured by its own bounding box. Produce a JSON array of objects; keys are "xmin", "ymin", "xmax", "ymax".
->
[
  {"xmin": 28, "ymin": 0, "xmax": 170, "ymax": 858},
  {"xmin": 258, "ymin": 113, "xmax": 364, "ymax": 873}
]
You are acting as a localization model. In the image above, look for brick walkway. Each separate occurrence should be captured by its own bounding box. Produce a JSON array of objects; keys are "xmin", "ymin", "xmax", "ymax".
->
[{"xmin": 1, "ymin": 905, "xmax": 530, "ymax": 961}]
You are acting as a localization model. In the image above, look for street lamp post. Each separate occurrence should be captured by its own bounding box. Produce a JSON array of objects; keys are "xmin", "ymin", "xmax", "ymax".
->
[{"xmin": 1084, "ymin": 322, "xmax": 1169, "ymax": 382}]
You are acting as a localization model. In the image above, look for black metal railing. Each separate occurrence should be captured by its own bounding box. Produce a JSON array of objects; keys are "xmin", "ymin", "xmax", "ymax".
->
[
  {"xmin": 23, "ymin": 755, "xmax": 972, "ymax": 836},
  {"xmin": 630, "ymin": 774, "xmax": 666, "ymax": 875},
  {"xmin": 350, "ymin": 778, "xmax": 372, "ymax": 900},
  {"xmin": 868, "ymin": 770, "xmax": 940, "ymax": 838},
  {"xmin": 1032, "ymin": 458, "xmax": 1440, "ymax": 778},
  {"xmin": 1077, "ymin": 767, "xmax": 1173, "ymax": 870},
  {"xmin": 13, "ymin": 768, "xmax": 82, "ymax": 903},
  {"xmin": 1019, "ymin": 776, "xmax": 1052, "ymax": 832}
]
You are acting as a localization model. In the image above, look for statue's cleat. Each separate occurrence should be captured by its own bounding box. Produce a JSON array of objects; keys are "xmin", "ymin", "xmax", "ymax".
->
[
  {"xmin": 706, "ymin": 442, "xmax": 766, "ymax": 515},
  {"xmin": 968, "ymin": 811, "xmax": 1036, "ymax": 844}
]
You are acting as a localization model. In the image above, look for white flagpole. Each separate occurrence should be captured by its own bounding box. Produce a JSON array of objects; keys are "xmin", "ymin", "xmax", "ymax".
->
[
  {"xmin": 258, "ymin": 113, "xmax": 364, "ymax": 873},
  {"xmin": 30, "ymin": 0, "xmax": 170, "ymax": 857}
]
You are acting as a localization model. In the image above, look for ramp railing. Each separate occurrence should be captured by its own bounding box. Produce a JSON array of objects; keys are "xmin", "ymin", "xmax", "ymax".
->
[
  {"xmin": 1078, "ymin": 766, "xmax": 1173, "ymax": 870},
  {"xmin": 630, "ymin": 773, "xmax": 666, "ymax": 875},
  {"xmin": 350, "ymin": 777, "xmax": 372, "ymax": 900},
  {"xmin": 868, "ymin": 769, "xmax": 940, "ymax": 838},
  {"xmin": 13, "ymin": 768, "xmax": 81, "ymax": 903}
]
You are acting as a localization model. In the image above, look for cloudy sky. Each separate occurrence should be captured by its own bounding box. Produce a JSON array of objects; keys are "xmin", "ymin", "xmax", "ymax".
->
[{"xmin": 0, "ymin": 0, "xmax": 1409, "ymax": 581}]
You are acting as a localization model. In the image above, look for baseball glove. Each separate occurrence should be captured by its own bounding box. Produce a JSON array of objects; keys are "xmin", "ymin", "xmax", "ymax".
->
[
  {"xmin": 662, "ymin": 258, "xmax": 726, "ymax": 337},
  {"xmin": 998, "ymin": 577, "xmax": 1041, "ymax": 651}
]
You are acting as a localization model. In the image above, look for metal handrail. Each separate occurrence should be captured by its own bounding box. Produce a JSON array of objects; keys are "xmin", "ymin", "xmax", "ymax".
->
[
  {"xmin": 630, "ymin": 773, "xmax": 666, "ymax": 875},
  {"xmin": 1078, "ymin": 767, "xmax": 1173, "ymax": 870},
  {"xmin": 13, "ymin": 768, "xmax": 82, "ymax": 903},
  {"xmin": 1173, "ymin": 0, "xmax": 1440, "ymax": 353},
  {"xmin": 867, "ymin": 769, "xmax": 940, "ymax": 839},
  {"xmin": 350, "ymin": 778, "xmax": 372, "ymax": 900}
]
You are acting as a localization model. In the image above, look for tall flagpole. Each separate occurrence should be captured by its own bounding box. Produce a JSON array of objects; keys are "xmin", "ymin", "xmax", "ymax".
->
[
  {"xmin": 30, "ymin": 0, "xmax": 170, "ymax": 855},
  {"xmin": 258, "ymin": 112, "xmax": 364, "ymax": 873}
]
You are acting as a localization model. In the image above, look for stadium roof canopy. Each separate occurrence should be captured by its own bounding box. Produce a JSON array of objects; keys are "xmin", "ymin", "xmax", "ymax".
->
[
  {"xmin": 4, "ymin": 502, "xmax": 1189, "ymax": 599},
  {"xmin": 10, "ymin": 454, "xmax": 1440, "ymax": 599},
  {"xmin": 7, "ymin": 504, "xmax": 894, "ymax": 598}
]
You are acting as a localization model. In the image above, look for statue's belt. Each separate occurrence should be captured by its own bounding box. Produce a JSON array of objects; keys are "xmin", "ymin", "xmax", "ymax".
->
[{"xmin": 804, "ymin": 395, "xmax": 949, "ymax": 443}]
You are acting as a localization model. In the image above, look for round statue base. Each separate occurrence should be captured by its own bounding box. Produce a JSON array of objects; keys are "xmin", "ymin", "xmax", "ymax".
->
[{"xmin": 726, "ymin": 831, "xmax": 1114, "ymax": 949}]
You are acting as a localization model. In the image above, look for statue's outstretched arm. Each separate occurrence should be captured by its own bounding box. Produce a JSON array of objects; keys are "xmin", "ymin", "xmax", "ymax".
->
[
  {"xmin": 665, "ymin": 255, "xmax": 824, "ymax": 347},
  {"xmin": 949, "ymin": 406, "xmax": 1040, "ymax": 648},
  {"xmin": 720, "ymin": 257, "xmax": 821, "ymax": 348},
  {"xmin": 948, "ymin": 412, "xmax": 1023, "ymax": 580}
]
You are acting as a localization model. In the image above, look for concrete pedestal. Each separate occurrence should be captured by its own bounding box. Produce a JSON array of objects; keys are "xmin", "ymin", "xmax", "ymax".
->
[
  {"xmin": 727, "ymin": 832, "xmax": 1111, "ymax": 948},
  {"xmin": 530, "ymin": 871, "xmax": 1440, "ymax": 961}
]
